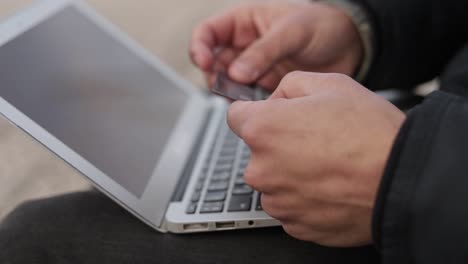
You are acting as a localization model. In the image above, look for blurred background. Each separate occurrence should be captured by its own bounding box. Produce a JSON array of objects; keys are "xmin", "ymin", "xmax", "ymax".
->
[{"xmin": 0, "ymin": 0, "xmax": 246, "ymax": 220}]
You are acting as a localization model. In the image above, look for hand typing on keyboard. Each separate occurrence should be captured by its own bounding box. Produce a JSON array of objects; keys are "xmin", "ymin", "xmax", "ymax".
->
[{"xmin": 227, "ymin": 71, "xmax": 405, "ymax": 247}]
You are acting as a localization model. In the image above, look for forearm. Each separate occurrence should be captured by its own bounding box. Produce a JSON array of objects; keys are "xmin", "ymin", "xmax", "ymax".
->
[{"xmin": 373, "ymin": 90, "xmax": 468, "ymax": 263}]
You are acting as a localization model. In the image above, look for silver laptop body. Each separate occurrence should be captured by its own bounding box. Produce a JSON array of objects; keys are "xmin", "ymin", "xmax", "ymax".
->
[{"xmin": 0, "ymin": 0, "xmax": 279, "ymax": 233}]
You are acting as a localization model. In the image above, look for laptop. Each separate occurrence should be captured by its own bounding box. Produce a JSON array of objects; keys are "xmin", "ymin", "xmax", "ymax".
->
[{"xmin": 0, "ymin": 0, "xmax": 280, "ymax": 233}]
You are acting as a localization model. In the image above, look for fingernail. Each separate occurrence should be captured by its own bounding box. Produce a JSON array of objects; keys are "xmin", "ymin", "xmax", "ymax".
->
[{"xmin": 231, "ymin": 62, "xmax": 259, "ymax": 81}]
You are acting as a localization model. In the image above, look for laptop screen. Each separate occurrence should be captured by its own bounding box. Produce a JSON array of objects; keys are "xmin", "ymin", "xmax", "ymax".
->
[{"xmin": 0, "ymin": 7, "xmax": 189, "ymax": 197}]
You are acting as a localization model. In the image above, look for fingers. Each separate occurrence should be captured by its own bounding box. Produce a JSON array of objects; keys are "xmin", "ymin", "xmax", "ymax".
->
[
  {"xmin": 226, "ymin": 100, "xmax": 256, "ymax": 138},
  {"xmin": 227, "ymin": 99, "xmax": 280, "ymax": 149},
  {"xmin": 228, "ymin": 72, "xmax": 356, "ymax": 141},
  {"xmin": 190, "ymin": 5, "xmax": 259, "ymax": 72},
  {"xmin": 228, "ymin": 19, "xmax": 307, "ymax": 84},
  {"xmin": 230, "ymin": 7, "xmax": 258, "ymax": 49},
  {"xmin": 270, "ymin": 71, "xmax": 354, "ymax": 99},
  {"xmin": 270, "ymin": 71, "xmax": 314, "ymax": 99},
  {"xmin": 190, "ymin": 12, "xmax": 235, "ymax": 71},
  {"xmin": 204, "ymin": 48, "xmax": 241, "ymax": 89},
  {"xmin": 257, "ymin": 70, "xmax": 283, "ymax": 91},
  {"xmin": 191, "ymin": 4, "xmax": 310, "ymax": 87}
]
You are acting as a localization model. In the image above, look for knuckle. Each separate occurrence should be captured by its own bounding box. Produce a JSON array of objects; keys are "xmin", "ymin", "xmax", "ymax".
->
[
  {"xmin": 261, "ymin": 195, "xmax": 291, "ymax": 221},
  {"xmin": 261, "ymin": 195, "xmax": 280, "ymax": 218},
  {"xmin": 228, "ymin": 101, "xmax": 273, "ymax": 148},
  {"xmin": 282, "ymin": 71, "xmax": 307, "ymax": 84},
  {"xmin": 277, "ymin": 71, "xmax": 309, "ymax": 93},
  {"xmin": 274, "ymin": 71, "xmax": 310, "ymax": 98},
  {"xmin": 277, "ymin": 71, "xmax": 305, "ymax": 97},
  {"xmin": 243, "ymin": 164, "xmax": 263, "ymax": 190},
  {"xmin": 240, "ymin": 121, "xmax": 259, "ymax": 145},
  {"xmin": 227, "ymin": 101, "xmax": 251, "ymax": 133},
  {"xmin": 240, "ymin": 119, "xmax": 265, "ymax": 147},
  {"xmin": 323, "ymin": 72, "xmax": 352, "ymax": 84}
]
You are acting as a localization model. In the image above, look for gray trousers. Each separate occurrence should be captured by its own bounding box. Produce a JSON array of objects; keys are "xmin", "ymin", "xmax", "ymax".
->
[{"xmin": 0, "ymin": 191, "xmax": 379, "ymax": 263}]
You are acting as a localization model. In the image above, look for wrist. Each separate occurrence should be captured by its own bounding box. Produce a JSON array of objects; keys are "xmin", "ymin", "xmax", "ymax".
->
[{"xmin": 314, "ymin": 0, "xmax": 375, "ymax": 82}]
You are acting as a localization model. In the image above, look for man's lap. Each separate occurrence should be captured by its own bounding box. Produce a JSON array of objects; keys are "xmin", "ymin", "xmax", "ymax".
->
[{"xmin": 0, "ymin": 191, "xmax": 379, "ymax": 264}]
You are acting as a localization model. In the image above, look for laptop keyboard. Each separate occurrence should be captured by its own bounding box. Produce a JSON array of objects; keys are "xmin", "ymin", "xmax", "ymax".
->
[{"xmin": 186, "ymin": 121, "xmax": 262, "ymax": 215}]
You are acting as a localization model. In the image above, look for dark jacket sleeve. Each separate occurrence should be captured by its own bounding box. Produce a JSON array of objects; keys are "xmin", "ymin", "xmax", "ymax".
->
[
  {"xmin": 373, "ymin": 90, "xmax": 468, "ymax": 263},
  {"xmin": 354, "ymin": 0, "xmax": 468, "ymax": 90}
]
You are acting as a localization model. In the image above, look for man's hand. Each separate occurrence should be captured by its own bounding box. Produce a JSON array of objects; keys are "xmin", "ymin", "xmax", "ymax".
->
[
  {"xmin": 190, "ymin": 1, "xmax": 363, "ymax": 90},
  {"xmin": 227, "ymin": 72, "xmax": 405, "ymax": 247}
]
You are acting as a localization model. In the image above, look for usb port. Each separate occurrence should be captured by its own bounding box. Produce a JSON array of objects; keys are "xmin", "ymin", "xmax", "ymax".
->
[
  {"xmin": 215, "ymin": 221, "xmax": 236, "ymax": 229},
  {"xmin": 183, "ymin": 223, "xmax": 209, "ymax": 231}
]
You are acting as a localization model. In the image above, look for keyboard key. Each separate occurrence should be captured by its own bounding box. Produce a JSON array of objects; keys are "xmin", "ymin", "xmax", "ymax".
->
[
  {"xmin": 256, "ymin": 194, "xmax": 263, "ymax": 211},
  {"xmin": 234, "ymin": 177, "xmax": 246, "ymax": 185},
  {"xmin": 186, "ymin": 203, "xmax": 197, "ymax": 214},
  {"xmin": 225, "ymin": 132, "xmax": 237, "ymax": 140},
  {"xmin": 202, "ymin": 161, "xmax": 212, "ymax": 171},
  {"xmin": 204, "ymin": 191, "xmax": 227, "ymax": 202},
  {"xmin": 242, "ymin": 149, "xmax": 251, "ymax": 157},
  {"xmin": 216, "ymin": 156, "xmax": 235, "ymax": 165},
  {"xmin": 195, "ymin": 181, "xmax": 204, "ymax": 191},
  {"xmin": 237, "ymin": 168, "xmax": 245, "ymax": 177},
  {"xmin": 232, "ymin": 184, "xmax": 253, "ymax": 195},
  {"xmin": 200, "ymin": 202, "xmax": 224, "ymax": 213},
  {"xmin": 198, "ymin": 174, "xmax": 208, "ymax": 182},
  {"xmin": 211, "ymin": 171, "xmax": 231, "ymax": 181},
  {"xmin": 191, "ymin": 191, "xmax": 201, "ymax": 202},
  {"xmin": 226, "ymin": 131, "xmax": 236, "ymax": 137},
  {"xmin": 208, "ymin": 180, "xmax": 229, "ymax": 191},
  {"xmin": 228, "ymin": 195, "xmax": 252, "ymax": 212},
  {"xmin": 214, "ymin": 163, "xmax": 232, "ymax": 173},
  {"xmin": 220, "ymin": 147, "xmax": 237, "ymax": 157},
  {"xmin": 223, "ymin": 138, "xmax": 238, "ymax": 148},
  {"xmin": 239, "ymin": 159, "xmax": 250, "ymax": 168}
]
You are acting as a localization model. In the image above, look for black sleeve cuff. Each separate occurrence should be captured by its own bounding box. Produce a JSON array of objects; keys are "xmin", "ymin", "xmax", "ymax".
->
[{"xmin": 372, "ymin": 91, "xmax": 455, "ymax": 262}]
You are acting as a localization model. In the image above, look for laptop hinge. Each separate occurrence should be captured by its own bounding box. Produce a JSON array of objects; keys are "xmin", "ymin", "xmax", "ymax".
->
[{"xmin": 170, "ymin": 107, "xmax": 214, "ymax": 202}]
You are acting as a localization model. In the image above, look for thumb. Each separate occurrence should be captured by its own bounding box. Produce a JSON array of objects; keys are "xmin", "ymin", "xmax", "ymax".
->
[
  {"xmin": 228, "ymin": 21, "xmax": 305, "ymax": 83},
  {"xmin": 227, "ymin": 100, "xmax": 256, "ymax": 138}
]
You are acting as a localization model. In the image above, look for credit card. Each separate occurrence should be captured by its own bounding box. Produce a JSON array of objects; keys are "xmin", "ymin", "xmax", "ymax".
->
[{"xmin": 213, "ymin": 73, "xmax": 262, "ymax": 101}]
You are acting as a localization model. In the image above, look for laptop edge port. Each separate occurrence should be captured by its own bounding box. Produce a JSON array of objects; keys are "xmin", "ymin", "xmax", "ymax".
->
[
  {"xmin": 215, "ymin": 221, "xmax": 236, "ymax": 230},
  {"xmin": 183, "ymin": 223, "xmax": 209, "ymax": 231}
]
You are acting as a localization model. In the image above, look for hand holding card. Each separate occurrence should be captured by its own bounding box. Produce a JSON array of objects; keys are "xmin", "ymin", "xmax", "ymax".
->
[{"xmin": 212, "ymin": 73, "xmax": 269, "ymax": 101}]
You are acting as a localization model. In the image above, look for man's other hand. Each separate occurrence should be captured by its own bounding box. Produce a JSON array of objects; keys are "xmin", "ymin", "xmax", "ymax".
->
[
  {"xmin": 190, "ymin": 1, "xmax": 363, "ymax": 90},
  {"xmin": 227, "ymin": 72, "xmax": 405, "ymax": 247}
]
